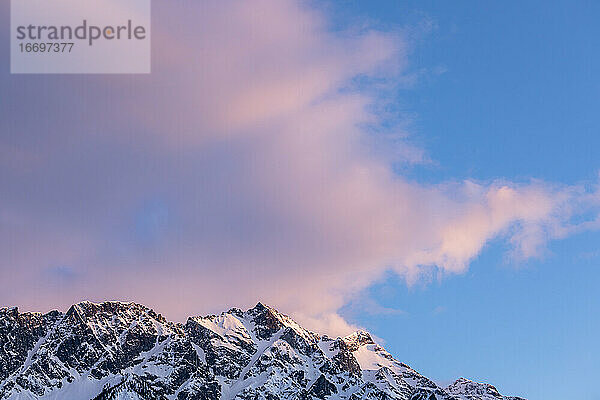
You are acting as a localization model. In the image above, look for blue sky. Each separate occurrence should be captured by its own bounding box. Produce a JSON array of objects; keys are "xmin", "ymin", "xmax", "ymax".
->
[
  {"xmin": 330, "ymin": 0, "xmax": 600, "ymax": 183},
  {"xmin": 1, "ymin": 2, "xmax": 599, "ymax": 399},
  {"xmin": 331, "ymin": 1, "xmax": 600, "ymax": 399}
]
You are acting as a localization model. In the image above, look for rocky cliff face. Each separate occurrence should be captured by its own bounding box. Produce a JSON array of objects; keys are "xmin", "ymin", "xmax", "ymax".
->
[{"xmin": 0, "ymin": 301, "xmax": 526, "ymax": 400}]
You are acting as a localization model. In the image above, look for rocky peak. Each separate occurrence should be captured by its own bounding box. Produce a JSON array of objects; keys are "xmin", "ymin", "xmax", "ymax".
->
[
  {"xmin": 246, "ymin": 302, "xmax": 283, "ymax": 340},
  {"xmin": 446, "ymin": 377, "xmax": 508, "ymax": 399},
  {"xmin": 343, "ymin": 330, "xmax": 375, "ymax": 351}
]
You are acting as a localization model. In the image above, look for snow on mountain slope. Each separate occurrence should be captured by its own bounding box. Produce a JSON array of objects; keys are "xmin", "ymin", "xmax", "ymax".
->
[{"xmin": 0, "ymin": 302, "xmax": 526, "ymax": 400}]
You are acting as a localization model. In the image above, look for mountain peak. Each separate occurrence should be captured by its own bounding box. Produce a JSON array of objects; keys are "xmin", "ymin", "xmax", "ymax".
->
[
  {"xmin": 0, "ymin": 301, "xmax": 526, "ymax": 400},
  {"xmin": 446, "ymin": 377, "xmax": 514, "ymax": 399},
  {"xmin": 344, "ymin": 329, "xmax": 375, "ymax": 344},
  {"xmin": 252, "ymin": 301, "xmax": 269, "ymax": 311}
]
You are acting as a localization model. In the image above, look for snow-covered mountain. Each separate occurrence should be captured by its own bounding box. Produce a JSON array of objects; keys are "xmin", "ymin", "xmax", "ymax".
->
[{"xmin": 0, "ymin": 301, "xmax": 525, "ymax": 400}]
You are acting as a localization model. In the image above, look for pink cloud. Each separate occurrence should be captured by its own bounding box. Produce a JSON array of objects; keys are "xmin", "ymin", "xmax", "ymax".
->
[{"xmin": 1, "ymin": 0, "xmax": 599, "ymax": 336}]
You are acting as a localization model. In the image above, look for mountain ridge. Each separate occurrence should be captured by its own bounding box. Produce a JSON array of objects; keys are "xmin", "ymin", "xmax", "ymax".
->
[{"xmin": 0, "ymin": 301, "xmax": 526, "ymax": 400}]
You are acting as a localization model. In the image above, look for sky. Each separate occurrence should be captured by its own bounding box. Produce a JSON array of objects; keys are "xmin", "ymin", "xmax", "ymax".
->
[{"xmin": 1, "ymin": 1, "xmax": 599, "ymax": 399}]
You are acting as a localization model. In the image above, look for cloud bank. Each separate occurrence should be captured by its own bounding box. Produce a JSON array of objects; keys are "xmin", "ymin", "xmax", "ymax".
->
[{"xmin": 1, "ymin": 0, "xmax": 599, "ymax": 336}]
